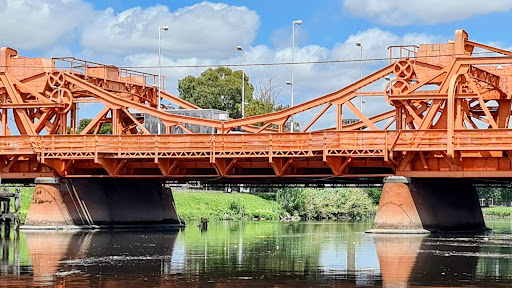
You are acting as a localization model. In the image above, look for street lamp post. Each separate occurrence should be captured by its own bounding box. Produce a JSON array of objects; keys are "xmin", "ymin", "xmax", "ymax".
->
[
  {"xmin": 291, "ymin": 19, "xmax": 302, "ymax": 132},
  {"xmin": 158, "ymin": 25, "xmax": 169, "ymax": 134},
  {"xmin": 286, "ymin": 81, "xmax": 293, "ymax": 131},
  {"xmin": 355, "ymin": 41, "xmax": 363, "ymax": 113},
  {"xmin": 236, "ymin": 46, "xmax": 246, "ymax": 118}
]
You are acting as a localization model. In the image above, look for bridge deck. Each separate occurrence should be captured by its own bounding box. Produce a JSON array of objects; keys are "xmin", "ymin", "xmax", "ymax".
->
[
  {"xmin": 0, "ymin": 30, "xmax": 511, "ymax": 183},
  {"xmin": 0, "ymin": 130, "xmax": 510, "ymax": 181}
]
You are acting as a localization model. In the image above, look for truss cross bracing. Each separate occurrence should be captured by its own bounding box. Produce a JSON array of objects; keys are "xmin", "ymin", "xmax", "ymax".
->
[{"xmin": 1, "ymin": 30, "xmax": 512, "ymax": 183}]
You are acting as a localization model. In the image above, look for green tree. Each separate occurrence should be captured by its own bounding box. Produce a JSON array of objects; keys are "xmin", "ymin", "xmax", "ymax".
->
[
  {"xmin": 178, "ymin": 67, "xmax": 254, "ymax": 118},
  {"xmin": 364, "ymin": 188, "xmax": 382, "ymax": 205},
  {"xmin": 477, "ymin": 187, "xmax": 512, "ymax": 205},
  {"xmin": 76, "ymin": 118, "xmax": 112, "ymax": 134}
]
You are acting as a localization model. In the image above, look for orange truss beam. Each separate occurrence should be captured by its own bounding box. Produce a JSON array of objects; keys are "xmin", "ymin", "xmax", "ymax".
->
[{"xmin": 0, "ymin": 30, "xmax": 511, "ymax": 182}]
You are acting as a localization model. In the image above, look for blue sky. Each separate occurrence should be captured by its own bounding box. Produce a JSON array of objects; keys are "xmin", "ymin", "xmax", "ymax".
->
[
  {"xmin": 2, "ymin": 0, "xmax": 512, "ymax": 127},
  {"xmin": 80, "ymin": 0, "xmax": 512, "ymax": 49}
]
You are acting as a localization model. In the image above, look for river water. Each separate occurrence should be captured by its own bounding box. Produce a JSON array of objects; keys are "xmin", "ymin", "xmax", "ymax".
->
[{"xmin": 1, "ymin": 218, "xmax": 512, "ymax": 287}]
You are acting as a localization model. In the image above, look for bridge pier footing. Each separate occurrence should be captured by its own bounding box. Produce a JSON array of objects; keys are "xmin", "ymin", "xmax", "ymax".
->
[
  {"xmin": 23, "ymin": 178, "xmax": 184, "ymax": 230},
  {"xmin": 367, "ymin": 177, "xmax": 487, "ymax": 234}
]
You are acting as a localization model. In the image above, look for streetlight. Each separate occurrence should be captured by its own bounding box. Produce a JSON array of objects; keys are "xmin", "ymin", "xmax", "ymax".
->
[
  {"xmin": 355, "ymin": 41, "xmax": 363, "ymax": 113},
  {"xmin": 285, "ymin": 81, "xmax": 293, "ymax": 131},
  {"xmin": 237, "ymin": 45, "xmax": 246, "ymax": 118},
  {"xmin": 158, "ymin": 25, "xmax": 169, "ymax": 134},
  {"xmin": 291, "ymin": 19, "xmax": 302, "ymax": 132}
]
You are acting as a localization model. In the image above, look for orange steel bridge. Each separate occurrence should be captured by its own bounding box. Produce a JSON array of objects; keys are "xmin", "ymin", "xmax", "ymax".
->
[{"xmin": 1, "ymin": 29, "xmax": 512, "ymax": 183}]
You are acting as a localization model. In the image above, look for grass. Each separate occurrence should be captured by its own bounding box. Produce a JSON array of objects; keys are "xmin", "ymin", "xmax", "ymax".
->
[
  {"xmin": 173, "ymin": 190, "xmax": 282, "ymax": 222},
  {"xmin": 11, "ymin": 187, "xmax": 377, "ymax": 224},
  {"xmin": 482, "ymin": 206, "xmax": 512, "ymax": 218}
]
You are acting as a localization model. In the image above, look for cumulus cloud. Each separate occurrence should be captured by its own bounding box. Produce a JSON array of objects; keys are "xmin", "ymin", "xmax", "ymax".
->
[
  {"xmin": 0, "ymin": 0, "xmax": 92, "ymax": 49},
  {"xmin": 342, "ymin": 0, "xmax": 512, "ymax": 26},
  {"xmin": 0, "ymin": 0, "xmax": 449, "ymax": 130},
  {"xmin": 81, "ymin": 2, "xmax": 260, "ymax": 58},
  {"xmin": 123, "ymin": 28, "xmax": 443, "ymax": 129}
]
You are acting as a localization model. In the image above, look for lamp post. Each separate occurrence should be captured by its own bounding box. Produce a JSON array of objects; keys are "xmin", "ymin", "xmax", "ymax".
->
[
  {"xmin": 236, "ymin": 46, "xmax": 246, "ymax": 118},
  {"xmin": 158, "ymin": 25, "xmax": 169, "ymax": 134},
  {"xmin": 355, "ymin": 41, "xmax": 363, "ymax": 113},
  {"xmin": 291, "ymin": 19, "xmax": 302, "ymax": 132},
  {"xmin": 286, "ymin": 81, "xmax": 293, "ymax": 131}
]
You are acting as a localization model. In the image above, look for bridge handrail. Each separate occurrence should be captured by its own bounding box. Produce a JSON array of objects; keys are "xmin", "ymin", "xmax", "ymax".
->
[
  {"xmin": 53, "ymin": 57, "xmax": 159, "ymax": 88},
  {"xmin": 2, "ymin": 130, "xmax": 512, "ymax": 158}
]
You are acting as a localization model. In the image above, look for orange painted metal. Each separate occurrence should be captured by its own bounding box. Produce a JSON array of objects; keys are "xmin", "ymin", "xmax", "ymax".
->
[{"xmin": 1, "ymin": 30, "xmax": 512, "ymax": 182}]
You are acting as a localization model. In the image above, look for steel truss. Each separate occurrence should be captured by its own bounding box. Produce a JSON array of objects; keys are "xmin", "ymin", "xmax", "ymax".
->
[{"xmin": 1, "ymin": 30, "xmax": 512, "ymax": 182}]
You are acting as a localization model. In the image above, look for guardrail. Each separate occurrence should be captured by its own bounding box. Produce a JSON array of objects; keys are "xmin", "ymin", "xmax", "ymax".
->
[{"xmin": 0, "ymin": 130, "xmax": 511, "ymax": 159}]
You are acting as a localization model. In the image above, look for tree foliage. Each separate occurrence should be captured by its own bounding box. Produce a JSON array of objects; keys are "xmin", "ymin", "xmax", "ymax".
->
[
  {"xmin": 178, "ymin": 67, "xmax": 254, "ymax": 119},
  {"xmin": 477, "ymin": 187, "xmax": 512, "ymax": 204},
  {"xmin": 276, "ymin": 188, "xmax": 375, "ymax": 220},
  {"xmin": 76, "ymin": 118, "xmax": 112, "ymax": 134},
  {"xmin": 178, "ymin": 68, "xmax": 285, "ymax": 119}
]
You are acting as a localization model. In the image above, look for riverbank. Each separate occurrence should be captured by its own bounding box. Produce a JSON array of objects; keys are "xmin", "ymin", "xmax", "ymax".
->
[
  {"xmin": 174, "ymin": 188, "xmax": 377, "ymax": 222},
  {"xmin": 173, "ymin": 191, "xmax": 282, "ymax": 221},
  {"xmin": 482, "ymin": 207, "xmax": 512, "ymax": 218},
  {"xmin": 13, "ymin": 187, "xmax": 378, "ymax": 224}
]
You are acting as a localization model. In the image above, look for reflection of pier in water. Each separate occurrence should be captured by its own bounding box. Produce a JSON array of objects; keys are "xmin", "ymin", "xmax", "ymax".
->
[
  {"xmin": 0, "ymin": 221, "xmax": 509, "ymax": 287},
  {"xmin": 24, "ymin": 230, "xmax": 180, "ymax": 286},
  {"xmin": 373, "ymin": 234, "xmax": 482, "ymax": 287}
]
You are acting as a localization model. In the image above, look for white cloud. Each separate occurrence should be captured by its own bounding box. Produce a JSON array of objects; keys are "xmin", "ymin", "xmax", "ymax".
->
[
  {"xmin": 0, "ymin": 0, "xmax": 92, "ymax": 49},
  {"xmin": 342, "ymin": 0, "xmax": 512, "ymax": 26},
  {"xmin": 122, "ymin": 28, "xmax": 443, "ymax": 130},
  {"xmin": 0, "ymin": 0, "xmax": 446, "ymax": 130},
  {"xmin": 81, "ymin": 2, "xmax": 260, "ymax": 58}
]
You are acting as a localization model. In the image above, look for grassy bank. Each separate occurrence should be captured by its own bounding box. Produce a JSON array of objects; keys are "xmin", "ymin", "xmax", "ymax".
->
[
  {"xmin": 175, "ymin": 188, "xmax": 377, "ymax": 222},
  {"xmin": 12, "ymin": 187, "xmax": 378, "ymax": 224},
  {"xmin": 174, "ymin": 191, "xmax": 282, "ymax": 222},
  {"xmin": 482, "ymin": 207, "xmax": 512, "ymax": 218}
]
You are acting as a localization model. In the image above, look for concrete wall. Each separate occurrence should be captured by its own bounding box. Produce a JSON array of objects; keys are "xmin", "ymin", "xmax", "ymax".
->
[
  {"xmin": 25, "ymin": 178, "xmax": 183, "ymax": 229},
  {"xmin": 371, "ymin": 177, "xmax": 486, "ymax": 233}
]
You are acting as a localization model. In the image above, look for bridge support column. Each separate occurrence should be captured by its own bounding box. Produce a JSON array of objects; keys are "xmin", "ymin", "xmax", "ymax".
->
[
  {"xmin": 368, "ymin": 177, "xmax": 486, "ymax": 234},
  {"xmin": 23, "ymin": 178, "xmax": 184, "ymax": 229}
]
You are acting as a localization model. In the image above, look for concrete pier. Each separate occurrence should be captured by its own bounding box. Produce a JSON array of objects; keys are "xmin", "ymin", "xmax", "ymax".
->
[
  {"xmin": 368, "ymin": 177, "xmax": 486, "ymax": 234},
  {"xmin": 24, "ymin": 178, "xmax": 184, "ymax": 229}
]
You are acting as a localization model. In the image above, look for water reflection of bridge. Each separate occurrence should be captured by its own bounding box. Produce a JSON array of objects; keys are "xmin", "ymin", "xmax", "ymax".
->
[{"xmin": 1, "ymin": 222, "xmax": 510, "ymax": 286}]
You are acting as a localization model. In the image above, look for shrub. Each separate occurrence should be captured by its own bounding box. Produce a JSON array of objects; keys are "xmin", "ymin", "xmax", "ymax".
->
[
  {"xmin": 364, "ymin": 188, "xmax": 382, "ymax": 205},
  {"xmin": 226, "ymin": 197, "xmax": 246, "ymax": 219},
  {"xmin": 276, "ymin": 188, "xmax": 374, "ymax": 220}
]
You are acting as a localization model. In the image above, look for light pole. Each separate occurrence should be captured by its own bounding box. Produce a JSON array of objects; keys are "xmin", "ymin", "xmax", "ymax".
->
[
  {"xmin": 291, "ymin": 19, "xmax": 302, "ymax": 132},
  {"xmin": 237, "ymin": 46, "xmax": 246, "ymax": 118},
  {"xmin": 286, "ymin": 81, "xmax": 293, "ymax": 131},
  {"xmin": 158, "ymin": 25, "xmax": 169, "ymax": 134},
  {"xmin": 355, "ymin": 41, "xmax": 363, "ymax": 113}
]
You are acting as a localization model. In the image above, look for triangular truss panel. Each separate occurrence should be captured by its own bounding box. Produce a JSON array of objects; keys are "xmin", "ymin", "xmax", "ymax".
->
[{"xmin": 1, "ymin": 30, "xmax": 512, "ymax": 182}]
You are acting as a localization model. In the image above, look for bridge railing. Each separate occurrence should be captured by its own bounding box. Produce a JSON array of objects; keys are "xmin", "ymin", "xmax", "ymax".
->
[
  {"xmin": 53, "ymin": 57, "xmax": 159, "ymax": 87},
  {"xmin": 3, "ymin": 130, "xmax": 512, "ymax": 159},
  {"xmin": 454, "ymin": 129, "xmax": 512, "ymax": 151},
  {"xmin": 0, "ymin": 136, "xmax": 37, "ymax": 155},
  {"xmin": 390, "ymin": 130, "xmax": 448, "ymax": 151}
]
